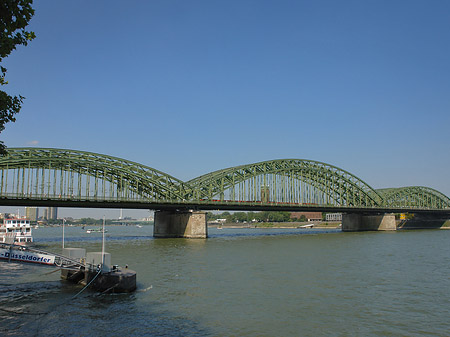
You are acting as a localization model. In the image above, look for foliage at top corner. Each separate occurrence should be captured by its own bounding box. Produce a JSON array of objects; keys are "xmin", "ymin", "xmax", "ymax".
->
[
  {"xmin": 0, "ymin": 0, "xmax": 35, "ymax": 155},
  {"xmin": 0, "ymin": 0, "xmax": 35, "ymax": 60}
]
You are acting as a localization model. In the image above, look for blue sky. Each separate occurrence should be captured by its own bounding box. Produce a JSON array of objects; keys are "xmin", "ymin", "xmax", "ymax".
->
[{"xmin": 1, "ymin": 1, "xmax": 450, "ymax": 218}]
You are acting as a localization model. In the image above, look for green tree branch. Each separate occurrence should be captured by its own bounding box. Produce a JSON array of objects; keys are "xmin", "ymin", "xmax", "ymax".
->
[{"xmin": 0, "ymin": 0, "xmax": 35, "ymax": 155}]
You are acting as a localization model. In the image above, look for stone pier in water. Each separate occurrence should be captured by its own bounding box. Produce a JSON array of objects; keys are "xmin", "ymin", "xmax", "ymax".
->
[
  {"xmin": 154, "ymin": 210, "xmax": 207, "ymax": 238},
  {"xmin": 342, "ymin": 213, "xmax": 397, "ymax": 232}
]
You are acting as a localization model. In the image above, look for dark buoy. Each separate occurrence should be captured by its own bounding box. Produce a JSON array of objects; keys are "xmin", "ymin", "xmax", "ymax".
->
[
  {"xmin": 84, "ymin": 265, "xmax": 137, "ymax": 293},
  {"xmin": 61, "ymin": 249, "xmax": 136, "ymax": 293}
]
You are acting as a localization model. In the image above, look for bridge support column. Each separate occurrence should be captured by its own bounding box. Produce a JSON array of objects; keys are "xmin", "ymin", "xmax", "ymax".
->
[
  {"xmin": 154, "ymin": 210, "xmax": 207, "ymax": 238},
  {"xmin": 342, "ymin": 213, "xmax": 396, "ymax": 232}
]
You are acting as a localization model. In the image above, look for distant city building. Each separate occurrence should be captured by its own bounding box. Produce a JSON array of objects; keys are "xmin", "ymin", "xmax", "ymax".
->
[
  {"xmin": 325, "ymin": 213, "xmax": 342, "ymax": 222},
  {"xmin": 25, "ymin": 207, "xmax": 39, "ymax": 222},
  {"xmin": 1, "ymin": 212, "xmax": 14, "ymax": 219},
  {"xmin": 290, "ymin": 212, "xmax": 322, "ymax": 222},
  {"xmin": 46, "ymin": 207, "xmax": 58, "ymax": 220},
  {"xmin": 260, "ymin": 186, "xmax": 270, "ymax": 203}
]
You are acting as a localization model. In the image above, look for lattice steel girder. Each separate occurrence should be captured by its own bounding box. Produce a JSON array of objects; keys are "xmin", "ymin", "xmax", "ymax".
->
[
  {"xmin": 187, "ymin": 159, "xmax": 384, "ymax": 207},
  {"xmin": 0, "ymin": 148, "xmax": 192, "ymax": 201},
  {"xmin": 377, "ymin": 186, "xmax": 450, "ymax": 209},
  {"xmin": 2, "ymin": 148, "xmax": 449, "ymax": 210}
]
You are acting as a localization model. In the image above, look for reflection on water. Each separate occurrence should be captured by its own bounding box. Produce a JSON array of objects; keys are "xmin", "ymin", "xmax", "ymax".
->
[{"xmin": 1, "ymin": 226, "xmax": 449, "ymax": 336}]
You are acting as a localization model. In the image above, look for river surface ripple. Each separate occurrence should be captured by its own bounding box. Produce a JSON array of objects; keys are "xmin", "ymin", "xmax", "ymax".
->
[{"xmin": 1, "ymin": 226, "xmax": 449, "ymax": 336}]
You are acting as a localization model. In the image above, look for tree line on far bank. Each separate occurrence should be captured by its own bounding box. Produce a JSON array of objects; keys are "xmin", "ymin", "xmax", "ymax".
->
[{"xmin": 206, "ymin": 211, "xmax": 313, "ymax": 223}]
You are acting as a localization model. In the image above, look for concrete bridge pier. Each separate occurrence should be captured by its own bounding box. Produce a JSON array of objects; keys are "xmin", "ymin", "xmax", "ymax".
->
[
  {"xmin": 153, "ymin": 210, "xmax": 208, "ymax": 238},
  {"xmin": 342, "ymin": 213, "xmax": 397, "ymax": 232}
]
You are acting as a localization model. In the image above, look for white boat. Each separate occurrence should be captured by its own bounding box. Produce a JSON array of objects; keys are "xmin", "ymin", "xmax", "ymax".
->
[
  {"xmin": 298, "ymin": 224, "xmax": 314, "ymax": 229},
  {"xmin": 86, "ymin": 228, "xmax": 107, "ymax": 234},
  {"xmin": 0, "ymin": 217, "xmax": 33, "ymax": 245}
]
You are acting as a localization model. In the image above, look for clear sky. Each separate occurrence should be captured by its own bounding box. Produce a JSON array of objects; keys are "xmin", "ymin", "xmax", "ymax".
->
[{"xmin": 1, "ymin": 0, "xmax": 450, "ymax": 218}]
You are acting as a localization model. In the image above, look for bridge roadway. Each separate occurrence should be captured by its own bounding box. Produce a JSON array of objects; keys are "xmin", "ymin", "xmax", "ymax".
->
[
  {"xmin": 0, "ymin": 147, "xmax": 449, "ymax": 237},
  {"xmin": 1, "ymin": 196, "xmax": 450, "ymax": 216}
]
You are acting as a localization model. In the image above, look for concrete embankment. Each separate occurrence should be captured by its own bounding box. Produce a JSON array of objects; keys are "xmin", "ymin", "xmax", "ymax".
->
[{"xmin": 399, "ymin": 218, "xmax": 450, "ymax": 230}]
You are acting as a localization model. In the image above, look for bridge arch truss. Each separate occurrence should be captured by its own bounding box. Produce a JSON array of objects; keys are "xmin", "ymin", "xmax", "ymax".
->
[
  {"xmin": 188, "ymin": 159, "xmax": 384, "ymax": 208},
  {"xmin": 377, "ymin": 187, "xmax": 450, "ymax": 210},
  {"xmin": 0, "ymin": 148, "xmax": 190, "ymax": 204}
]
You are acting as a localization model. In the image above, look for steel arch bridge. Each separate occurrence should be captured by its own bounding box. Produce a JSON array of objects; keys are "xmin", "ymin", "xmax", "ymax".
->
[{"xmin": 0, "ymin": 148, "xmax": 449, "ymax": 212}]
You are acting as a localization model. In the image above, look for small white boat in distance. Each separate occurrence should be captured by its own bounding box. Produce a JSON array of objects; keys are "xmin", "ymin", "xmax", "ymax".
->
[
  {"xmin": 298, "ymin": 224, "xmax": 314, "ymax": 229},
  {"xmin": 86, "ymin": 228, "xmax": 108, "ymax": 234}
]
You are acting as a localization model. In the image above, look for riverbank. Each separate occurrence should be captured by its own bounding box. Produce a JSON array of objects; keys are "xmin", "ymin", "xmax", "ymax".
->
[{"xmin": 209, "ymin": 221, "xmax": 341, "ymax": 229}]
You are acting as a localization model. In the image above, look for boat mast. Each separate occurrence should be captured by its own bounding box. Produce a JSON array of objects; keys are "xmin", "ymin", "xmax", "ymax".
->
[
  {"xmin": 101, "ymin": 215, "xmax": 105, "ymax": 268},
  {"xmin": 62, "ymin": 218, "xmax": 66, "ymax": 249}
]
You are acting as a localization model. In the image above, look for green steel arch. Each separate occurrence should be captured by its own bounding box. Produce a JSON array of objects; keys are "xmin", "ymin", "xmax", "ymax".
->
[
  {"xmin": 377, "ymin": 186, "xmax": 450, "ymax": 209},
  {"xmin": 0, "ymin": 148, "xmax": 448, "ymax": 211},
  {"xmin": 188, "ymin": 159, "xmax": 384, "ymax": 207},
  {"xmin": 0, "ymin": 148, "xmax": 190, "ymax": 202}
]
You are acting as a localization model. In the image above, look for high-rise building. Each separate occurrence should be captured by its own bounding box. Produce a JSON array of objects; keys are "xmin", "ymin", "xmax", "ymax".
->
[
  {"xmin": 46, "ymin": 207, "xmax": 58, "ymax": 220},
  {"xmin": 260, "ymin": 186, "xmax": 270, "ymax": 203},
  {"xmin": 25, "ymin": 207, "xmax": 39, "ymax": 222}
]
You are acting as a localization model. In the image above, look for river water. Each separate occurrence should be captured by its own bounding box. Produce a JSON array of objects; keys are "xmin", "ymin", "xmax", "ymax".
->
[{"xmin": 1, "ymin": 226, "xmax": 449, "ymax": 336}]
